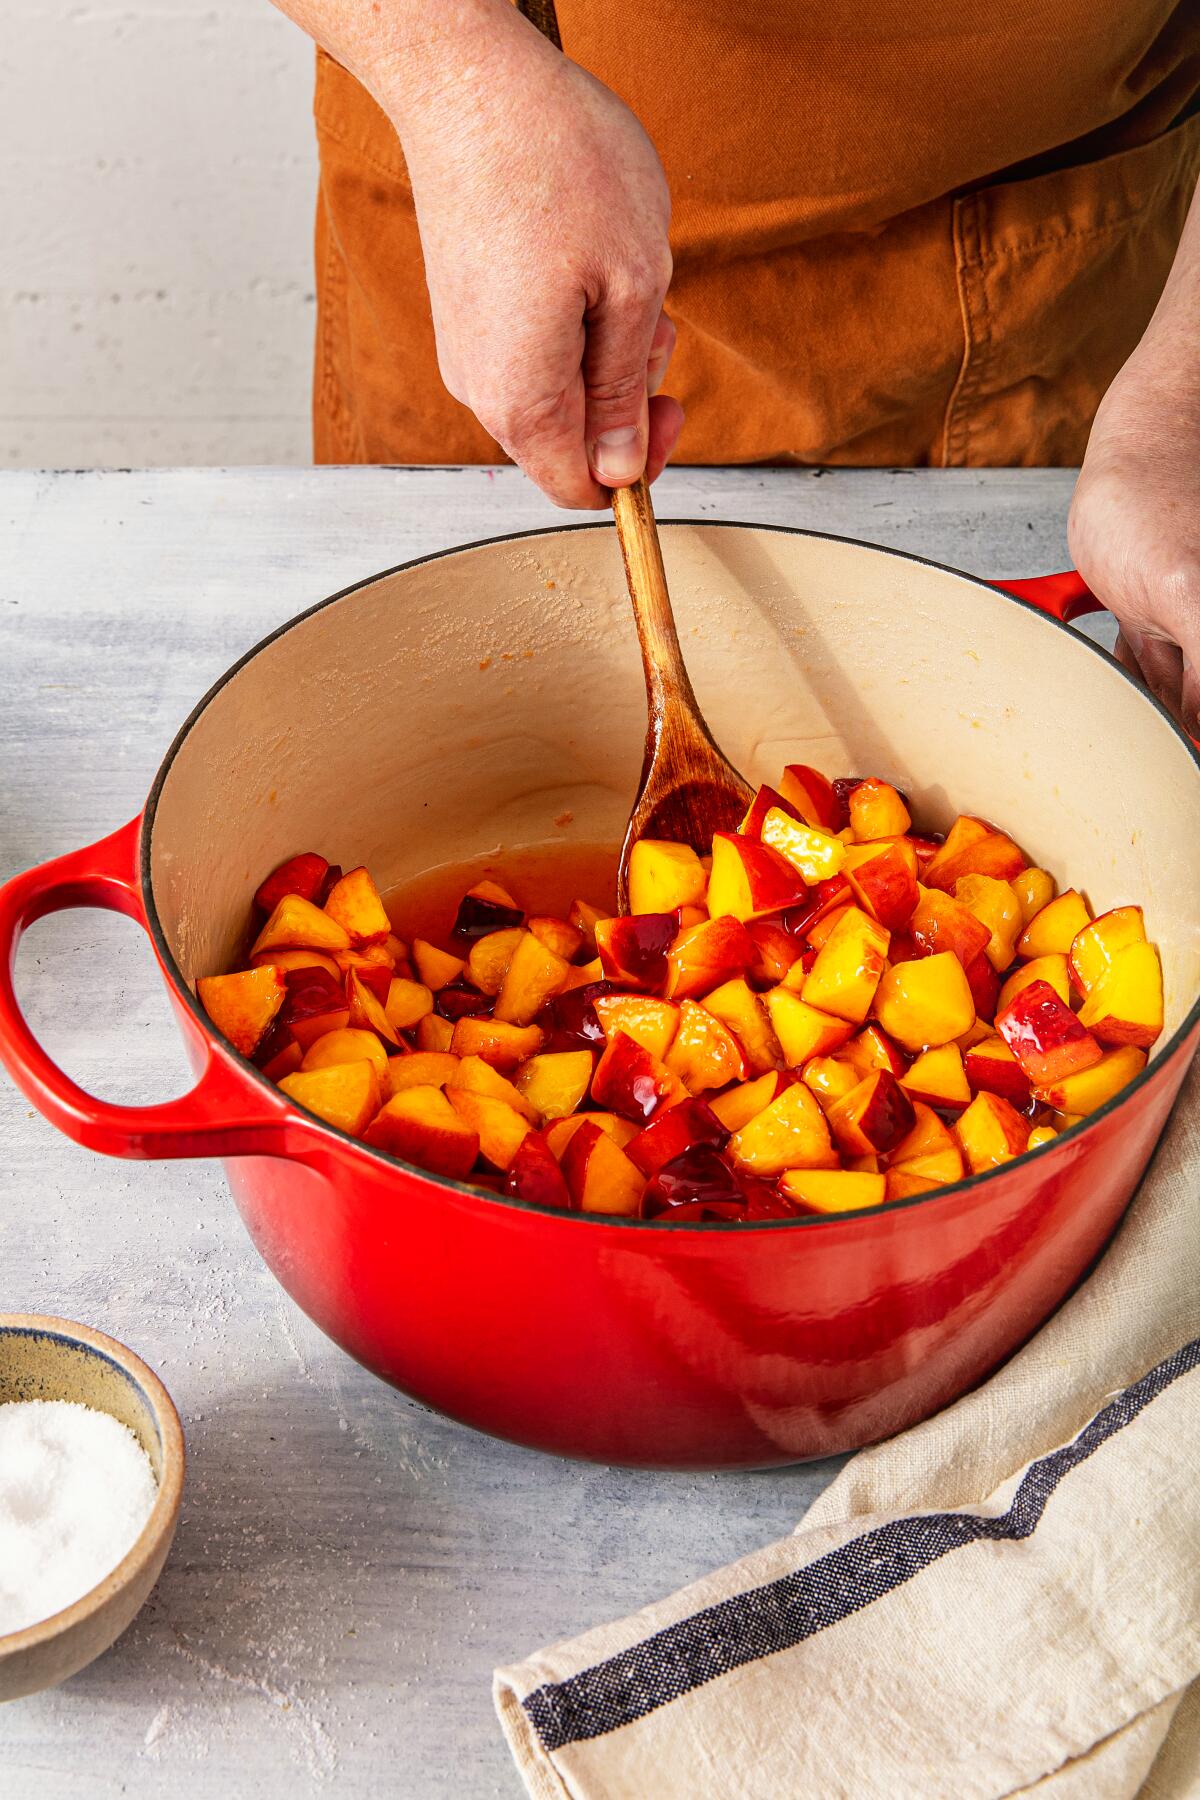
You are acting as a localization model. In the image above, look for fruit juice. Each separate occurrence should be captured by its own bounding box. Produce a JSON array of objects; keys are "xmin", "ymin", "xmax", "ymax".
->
[{"xmin": 383, "ymin": 841, "xmax": 617, "ymax": 950}]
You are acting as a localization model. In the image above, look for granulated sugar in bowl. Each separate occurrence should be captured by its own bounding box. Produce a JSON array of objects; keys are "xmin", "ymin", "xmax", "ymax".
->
[{"xmin": 0, "ymin": 1399, "xmax": 158, "ymax": 1634}]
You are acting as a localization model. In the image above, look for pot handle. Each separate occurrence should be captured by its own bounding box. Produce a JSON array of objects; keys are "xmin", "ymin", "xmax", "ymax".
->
[
  {"xmin": 988, "ymin": 569, "xmax": 1103, "ymax": 624},
  {"xmin": 0, "ymin": 818, "xmax": 307, "ymax": 1161}
]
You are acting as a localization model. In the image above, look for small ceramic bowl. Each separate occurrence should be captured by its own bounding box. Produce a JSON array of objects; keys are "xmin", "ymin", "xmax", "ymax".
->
[{"xmin": 0, "ymin": 1314, "xmax": 185, "ymax": 1702}]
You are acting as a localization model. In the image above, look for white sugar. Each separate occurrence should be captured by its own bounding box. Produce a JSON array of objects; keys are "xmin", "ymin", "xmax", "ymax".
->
[{"xmin": 0, "ymin": 1399, "xmax": 158, "ymax": 1635}]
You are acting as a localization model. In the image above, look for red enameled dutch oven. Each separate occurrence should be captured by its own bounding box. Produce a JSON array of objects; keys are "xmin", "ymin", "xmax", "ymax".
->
[{"xmin": 2, "ymin": 524, "xmax": 1198, "ymax": 1469}]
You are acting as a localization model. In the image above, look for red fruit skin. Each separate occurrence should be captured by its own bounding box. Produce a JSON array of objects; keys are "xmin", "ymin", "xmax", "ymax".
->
[
  {"xmin": 451, "ymin": 893, "xmax": 525, "ymax": 942},
  {"xmin": 506, "ymin": 1133, "xmax": 571, "ymax": 1210},
  {"xmin": 316, "ymin": 863, "xmax": 343, "ymax": 906},
  {"xmin": 831, "ymin": 777, "xmax": 864, "ymax": 831},
  {"xmin": 965, "ymin": 953, "xmax": 1001, "ymax": 1022},
  {"xmin": 963, "ymin": 1046, "xmax": 1032, "ymax": 1108},
  {"xmin": 781, "ymin": 876, "xmax": 851, "ymax": 940},
  {"xmin": 255, "ymin": 852, "xmax": 330, "ymax": 915},
  {"xmin": 353, "ymin": 964, "xmax": 392, "ymax": 1005},
  {"xmin": 779, "ymin": 763, "xmax": 840, "ymax": 830},
  {"xmin": 434, "ymin": 982, "xmax": 493, "ymax": 1021},
  {"xmin": 598, "ymin": 913, "xmax": 678, "ymax": 990},
  {"xmin": 641, "ymin": 1145, "xmax": 746, "ymax": 1218},
  {"xmin": 740, "ymin": 784, "xmax": 802, "ymax": 841},
  {"xmin": 281, "ymin": 966, "xmax": 345, "ymax": 1023},
  {"xmin": 858, "ymin": 1071, "xmax": 916, "ymax": 1154},
  {"xmin": 627, "ymin": 1098, "xmax": 729, "ymax": 1177},
  {"xmin": 591, "ymin": 1032, "xmax": 676, "ymax": 1123},
  {"xmin": 996, "ymin": 980, "xmax": 1103, "ymax": 1086},
  {"xmin": 536, "ymin": 980, "xmax": 623, "ymax": 1051}
]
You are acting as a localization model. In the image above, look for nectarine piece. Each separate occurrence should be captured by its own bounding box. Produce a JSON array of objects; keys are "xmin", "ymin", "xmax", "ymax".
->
[
  {"xmin": 627, "ymin": 1096, "xmax": 729, "ymax": 1177},
  {"xmin": 198, "ymin": 965, "xmax": 287, "ymax": 1058},
  {"xmin": 802, "ymin": 906, "xmax": 890, "ymax": 1023},
  {"xmin": 778, "ymin": 763, "xmax": 839, "ymax": 830},
  {"xmin": 997, "ymin": 954, "xmax": 1071, "ymax": 1014},
  {"xmin": 527, "ymin": 915, "xmax": 585, "ymax": 961},
  {"xmin": 445, "ymin": 1087, "xmax": 531, "ymax": 1170},
  {"xmin": 910, "ymin": 886, "xmax": 992, "ymax": 968},
  {"xmin": 805, "ymin": 903, "xmax": 853, "ymax": 951},
  {"xmin": 739, "ymin": 783, "xmax": 800, "ymax": 841},
  {"xmin": 591, "ymin": 1030, "xmax": 686, "ymax": 1122},
  {"xmin": 410, "ymin": 938, "xmax": 466, "ymax": 992},
  {"xmin": 841, "ymin": 1023, "xmax": 907, "ymax": 1078},
  {"xmin": 1027, "ymin": 1125, "xmax": 1058, "ymax": 1150},
  {"xmin": 801, "ymin": 1056, "xmax": 861, "ymax": 1108},
  {"xmin": 848, "ymin": 778, "xmax": 911, "ymax": 841},
  {"xmin": 745, "ymin": 920, "xmax": 803, "ymax": 985},
  {"xmin": 628, "ymin": 839, "xmax": 707, "ymax": 915},
  {"xmin": 1036, "ymin": 1045, "xmax": 1147, "ymax": 1115},
  {"xmin": 782, "ymin": 1169, "xmax": 887, "ymax": 1213},
  {"xmin": 454, "ymin": 1053, "xmax": 538, "ymax": 1122},
  {"xmin": 514, "ymin": 1050, "xmax": 595, "ymax": 1122},
  {"xmin": 962, "ymin": 1034, "xmax": 1031, "ymax": 1107},
  {"xmin": 1069, "ymin": 906, "xmax": 1148, "ymax": 996},
  {"xmin": 702, "ymin": 978, "xmax": 783, "ymax": 1074},
  {"xmin": 250, "ymin": 948, "xmax": 342, "ymax": 982},
  {"xmin": 506, "ymin": 1132, "xmax": 571, "ymax": 1210},
  {"xmin": 537, "ymin": 980, "xmax": 620, "ymax": 1051},
  {"xmin": 954, "ymin": 874, "xmax": 1023, "ymax": 971},
  {"xmin": 384, "ymin": 1050, "xmax": 461, "ymax": 1098},
  {"xmin": 995, "ymin": 980, "xmax": 1102, "ymax": 1087},
  {"xmin": 665, "ymin": 999, "xmax": 748, "ymax": 1092},
  {"xmin": 449, "ymin": 1016, "xmax": 544, "ymax": 1072},
  {"xmin": 467, "ymin": 926, "xmax": 525, "ymax": 996},
  {"xmin": 259, "ymin": 1037, "xmax": 303, "ymax": 1082},
  {"xmin": 494, "ymin": 931, "xmax": 571, "ymax": 1026},
  {"xmin": 252, "ymin": 894, "xmax": 351, "ymax": 958},
  {"xmin": 764, "ymin": 988, "xmax": 855, "ymax": 1066},
  {"xmin": 364, "ymin": 1084, "xmax": 479, "ymax": 1176},
  {"xmin": 560, "ymin": 1121, "xmax": 646, "ymax": 1216},
  {"xmin": 568, "ymin": 899, "xmax": 610, "ymax": 953},
  {"xmin": 593, "ymin": 992, "xmax": 681, "ymax": 1060},
  {"xmin": 663, "ymin": 915, "xmax": 755, "ymax": 1001},
  {"xmin": 384, "ymin": 977, "xmax": 434, "ymax": 1033},
  {"xmin": 595, "ymin": 912, "xmax": 677, "ymax": 989},
  {"xmin": 900, "ymin": 1043, "xmax": 970, "ymax": 1113},
  {"xmin": 347, "ymin": 971, "xmax": 402, "ymax": 1048},
  {"xmin": 923, "ymin": 816, "xmax": 1027, "ymax": 892},
  {"xmin": 452, "ymin": 880, "xmax": 524, "ymax": 942},
  {"xmin": 278, "ymin": 1060, "xmax": 381, "ymax": 1137},
  {"xmin": 890, "ymin": 1100, "xmax": 962, "ymax": 1168},
  {"xmin": 843, "ymin": 839, "xmax": 919, "ymax": 931},
  {"xmin": 874, "ymin": 952, "xmax": 975, "ymax": 1051},
  {"xmin": 964, "ymin": 952, "xmax": 1001, "ymax": 1023},
  {"xmin": 782, "ymin": 874, "xmax": 852, "ymax": 942},
  {"xmin": 301, "ymin": 1027, "xmax": 389, "ymax": 1080},
  {"xmin": 706, "ymin": 833, "xmax": 809, "ymax": 924},
  {"xmin": 826, "ymin": 1070, "xmax": 915, "ymax": 1156},
  {"xmin": 760, "ymin": 809, "xmax": 846, "ymax": 884},
  {"xmin": 727, "ymin": 1082, "xmax": 838, "ymax": 1175},
  {"xmin": 322, "ymin": 865, "xmax": 391, "ymax": 945},
  {"xmin": 434, "ymin": 982, "xmax": 493, "ymax": 1021},
  {"xmin": 1076, "ymin": 942, "xmax": 1163, "ymax": 1047},
  {"xmin": 1017, "ymin": 888, "xmax": 1091, "ymax": 960},
  {"xmin": 708, "ymin": 1070, "xmax": 792, "ymax": 1132},
  {"xmin": 640, "ymin": 1145, "xmax": 747, "ymax": 1218},
  {"xmin": 416, "ymin": 1013, "xmax": 455, "ymax": 1055},
  {"xmin": 254, "ymin": 851, "xmax": 329, "ymax": 915},
  {"xmin": 544, "ymin": 1111, "xmax": 639, "ymax": 1159},
  {"xmin": 955, "ymin": 1091, "xmax": 1030, "ymax": 1173},
  {"xmin": 1012, "ymin": 866, "xmax": 1057, "ymax": 926}
]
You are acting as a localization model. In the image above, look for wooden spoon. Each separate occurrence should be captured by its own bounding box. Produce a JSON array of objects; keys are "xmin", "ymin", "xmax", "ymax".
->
[{"xmin": 611, "ymin": 477, "xmax": 753, "ymax": 910}]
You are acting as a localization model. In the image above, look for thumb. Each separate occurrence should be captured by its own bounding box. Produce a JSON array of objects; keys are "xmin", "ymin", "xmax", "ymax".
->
[{"xmin": 582, "ymin": 294, "xmax": 660, "ymax": 488}]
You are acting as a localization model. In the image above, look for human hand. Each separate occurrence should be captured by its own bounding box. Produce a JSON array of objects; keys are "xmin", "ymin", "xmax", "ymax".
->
[{"xmin": 375, "ymin": 2, "xmax": 683, "ymax": 508}]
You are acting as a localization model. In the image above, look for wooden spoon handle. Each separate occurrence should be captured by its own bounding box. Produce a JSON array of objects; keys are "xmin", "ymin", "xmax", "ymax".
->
[{"xmin": 611, "ymin": 477, "xmax": 700, "ymax": 724}]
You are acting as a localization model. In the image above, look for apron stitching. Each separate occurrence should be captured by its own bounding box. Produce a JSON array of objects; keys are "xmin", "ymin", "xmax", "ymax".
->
[
  {"xmin": 943, "ymin": 192, "xmax": 991, "ymax": 468},
  {"xmin": 315, "ymin": 189, "xmax": 362, "ymax": 463}
]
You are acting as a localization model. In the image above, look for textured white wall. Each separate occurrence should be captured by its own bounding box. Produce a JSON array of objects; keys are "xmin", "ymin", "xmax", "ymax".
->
[{"xmin": 1, "ymin": 0, "xmax": 319, "ymax": 467}]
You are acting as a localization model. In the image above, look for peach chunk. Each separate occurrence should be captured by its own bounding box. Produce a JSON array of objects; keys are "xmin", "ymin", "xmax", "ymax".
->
[
  {"xmin": 1035, "ymin": 1046, "xmax": 1146, "ymax": 1114},
  {"xmin": 778, "ymin": 763, "xmax": 839, "ymax": 830},
  {"xmin": 301, "ymin": 1027, "xmax": 389, "ymax": 1080},
  {"xmin": 322, "ymin": 865, "xmax": 392, "ymax": 944},
  {"xmin": 1069, "ymin": 906, "xmax": 1147, "ymax": 996},
  {"xmin": 708, "ymin": 1071, "xmax": 792, "ymax": 1132},
  {"xmin": 1012, "ymin": 867, "xmax": 1057, "ymax": 926},
  {"xmin": 384, "ymin": 977, "xmax": 435, "ymax": 1033},
  {"xmin": 781, "ymin": 1169, "xmax": 887, "ymax": 1213},
  {"xmin": 702, "ymin": 978, "xmax": 783, "ymax": 1075},
  {"xmin": 827, "ymin": 1070, "xmax": 915, "ymax": 1156},
  {"xmin": 890, "ymin": 1103, "xmax": 964, "ymax": 1189},
  {"xmin": 1017, "ymin": 889, "xmax": 1092, "ymax": 960},
  {"xmin": 347, "ymin": 971, "xmax": 402, "ymax": 1048},
  {"xmin": 706, "ymin": 833, "xmax": 809, "ymax": 923},
  {"xmin": 364, "ymin": 1084, "xmax": 479, "ymax": 1176},
  {"xmin": 568, "ymin": 899, "xmax": 610, "ymax": 953},
  {"xmin": 250, "ymin": 948, "xmax": 342, "ymax": 982},
  {"xmin": 494, "ymin": 931, "xmax": 571, "ymax": 1026},
  {"xmin": 802, "ymin": 907, "xmax": 890, "ymax": 1024},
  {"xmin": 663, "ymin": 916, "xmax": 756, "ymax": 1000},
  {"xmin": 764, "ymin": 989, "xmax": 855, "ymax": 1066},
  {"xmin": 841, "ymin": 1023, "xmax": 907, "ymax": 1078},
  {"xmin": 384, "ymin": 1051, "xmax": 461, "ymax": 1098},
  {"xmin": 593, "ymin": 993, "xmax": 681, "ymax": 1061},
  {"xmin": 953, "ymin": 875, "xmax": 1023, "ymax": 972},
  {"xmin": 506, "ymin": 1132, "xmax": 571, "ymax": 1210},
  {"xmin": 848, "ymin": 778, "xmax": 911, "ymax": 841},
  {"xmin": 198, "ymin": 965, "xmax": 286, "ymax": 1058},
  {"xmin": 923, "ymin": 816, "xmax": 1027, "ymax": 892},
  {"xmin": 279, "ymin": 1060, "xmax": 381, "ymax": 1138},
  {"xmin": 727, "ymin": 1083, "xmax": 838, "ymax": 1176},
  {"xmin": 955, "ymin": 1091, "xmax": 1030, "ymax": 1173},
  {"xmin": 1077, "ymin": 942, "xmax": 1163, "ymax": 1047},
  {"xmin": 626, "ymin": 1097, "xmax": 729, "ymax": 1176},
  {"xmin": 515, "ymin": 1050, "xmax": 595, "ymax": 1121},
  {"xmin": 467, "ymin": 926, "xmax": 525, "ymax": 996},
  {"xmin": 628, "ymin": 840, "xmax": 707, "ymax": 915},
  {"xmin": 454, "ymin": 1053, "xmax": 538, "ymax": 1122},
  {"xmin": 416, "ymin": 1013, "xmax": 455, "ymax": 1055},
  {"xmin": 963, "ymin": 1034, "xmax": 1031, "ymax": 1107},
  {"xmin": 874, "ymin": 953, "xmax": 975, "ymax": 1051},
  {"xmin": 254, "ymin": 851, "xmax": 329, "ymax": 915},
  {"xmin": 252, "ymin": 894, "xmax": 351, "ymax": 958},
  {"xmin": 665, "ymin": 999, "xmax": 748, "ymax": 1092},
  {"xmin": 560, "ymin": 1121, "xmax": 646, "ymax": 1216},
  {"xmin": 745, "ymin": 921, "xmax": 804, "ymax": 985},
  {"xmin": 760, "ymin": 808, "xmax": 846, "ymax": 883},
  {"xmin": 410, "ymin": 938, "xmax": 466, "ymax": 992},
  {"xmin": 995, "ymin": 980, "xmax": 1102, "ymax": 1087},
  {"xmin": 595, "ymin": 914, "xmax": 676, "ymax": 988},
  {"xmin": 591, "ymin": 1030, "xmax": 686, "ymax": 1122},
  {"xmin": 449, "ymin": 1016, "xmax": 544, "ymax": 1072},
  {"xmin": 900, "ymin": 1043, "xmax": 971, "ymax": 1113},
  {"xmin": 909, "ymin": 887, "xmax": 991, "ymax": 969},
  {"xmin": 544, "ymin": 1111, "xmax": 639, "ymax": 1158},
  {"xmin": 997, "ymin": 954, "xmax": 1071, "ymax": 1014},
  {"xmin": 802, "ymin": 1056, "xmax": 861, "ymax": 1108},
  {"xmin": 528, "ymin": 915, "xmax": 585, "ymax": 962},
  {"xmin": 843, "ymin": 840, "xmax": 919, "ymax": 931},
  {"xmin": 445, "ymin": 1087, "xmax": 531, "ymax": 1170}
]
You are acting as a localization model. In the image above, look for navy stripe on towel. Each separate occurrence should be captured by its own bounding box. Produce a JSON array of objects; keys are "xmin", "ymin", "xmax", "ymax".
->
[{"xmin": 524, "ymin": 1337, "xmax": 1200, "ymax": 1753}]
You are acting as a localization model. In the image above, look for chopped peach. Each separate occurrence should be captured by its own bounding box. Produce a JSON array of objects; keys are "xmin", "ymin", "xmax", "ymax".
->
[
  {"xmin": 765, "ymin": 988, "xmax": 856, "ymax": 1066},
  {"xmin": 384, "ymin": 1051, "xmax": 461, "ymax": 1097},
  {"xmin": 626, "ymin": 1097, "xmax": 729, "ymax": 1176},
  {"xmin": 452, "ymin": 880, "xmax": 523, "ymax": 942},
  {"xmin": 506, "ymin": 1132, "xmax": 571, "ymax": 1209},
  {"xmin": 708, "ymin": 1071, "xmax": 792, "ymax": 1132},
  {"xmin": 884, "ymin": 1169, "xmax": 940, "ymax": 1202},
  {"xmin": 595, "ymin": 913, "xmax": 676, "ymax": 988},
  {"xmin": 1012, "ymin": 866, "xmax": 1057, "ymax": 926},
  {"xmin": 544, "ymin": 1111, "xmax": 639, "ymax": 1159},
  {"xmin": 287, "ymin": 1005, "xmax": 351, "ymax": 1052},
  {"xmin": 841, "ymin": 1023, "xmax": 907, "ymax": 1078},
  {"xmin": 301, "ymin": 1027, "xmax": 389, "ymax": 1080},
  {"xmin": 445, "ymin": 1087, "xmax": 531, "ymax": 1170},
  {"xmin": 706, "ymin": 833, "xmax": 808, "ymax": 923},
  {"xmin": 449, "ymin": 1016, "xmax": 544, "ymax": 1072},
  {"xmin": 802, "ymin": 906, "xmax": 890, "ymax": 1023},
  {"xmin": 760, "ymin": 808, "xmax": 846, "ymax": 883},
  {"xmin": 727, "ymin": 1082, "xmax": 838, "ymax": 1175},
  {"xmin": 963, "ymin": 1034, "xmax": 1030, "ymax": 1107},
  {"xmin": 252, "ymin": 894, "xmax": 351, "ymax": 958},
  {"xmin": 778, "ymin": 763, "xmax": 839, "ymax": 829},
  {"xmin": 874, "ymin": 953, "xmax": 975, "ymax": 1051},
  {"xmin": 364, "ymin": 1084, "xmax": 479, "ymax": 1176},
  {"xmin": 890, "ymin": 1101, "xmax": 961, "ymax": 1167},
  {"xmin": 453, "ymin": 1053, "xmax": 538, "ymax": 1123},
  {"xmin": 560, "ymin": 1122, "xmax": 645, "ymax": 1216},
  {"xmin": 593, "ymin": 993, "xmax": 681, "ymax": 1060},
  {"xmin": 323, "ymin": 865, "xmax": 391, "ymax": 944},
  {"xmin": 1036, "ymin": 1046, "xmax": 1147, "ymax": 1115},
  {"xmin": 900, "ymin": 1043, "xmax": 970, "ymax": 1113},
  {"xmin": 198, "ymin": 965, "xmax": 287, "ymax": 1058},
  {"xmin": 954, "ymin": 874, "xmax": 1023, "ymax": 972},
  {"xmin": 412, "ymin": 938, "xmax": 466, "ymax": 992},
  {"xmin": 909, "ymin": 886, "xmax": 992, "ymax": 968},
  {"xmin": 466, "ymin": 925, "xmax": 524, "ymax": 996},
  {"xmin": 416, "ymin": 1013, "xmax": 455, "ymax": 1054},
  {"xmin": 1069, "ymin": 906, "xmax": 1148, "ymax": 996},
  {"xmin": 384, "ymin": 977, "xmax": 434, "ymax": 1033},
  {"xmin": 997, "ymin": 954, "xmax": 1071, "ymax": 1014},
  {"xmin": 255, "ymin": 851, "xmax": 329, "ymax": 915},
  {"xmin": 1017, "ymin": 889, "xmax": 1092, "ymax": 960},
  {"xmin": 848, "ymin": 778, "xmax": 911, "ymax": 840},
  {"xmin": 250, "ymin": 948, "xmax": 342, "ymax": 982},
  {"xmin": 745, "ymin": 921, "xmax": 803, "ymax": 985},
  {"xmin": 956, "ymin": 1091, "xmax": 1030, "ymax": 1173},
  {"xmin": 923, "ymin": 815, "xmax": 1026, "ymax": 892},
  {"xmin": 279, "ymin": 1060, "xmax": 381, "ymax": 1137},
  {"xmin": 663, "ymin": 915, "xmax": 755, "ymax": 1000},
  {"xmin": 1027, "ymin": 1125, "xmax": 1058, "ymax": 1150},
  {"xmin": 492, "ymin": 930, "xmax": 570, "ymax": 1026},
  {"xmin": 514, "ymin": 1050, "xmax": 595, "ymax": 1121},
  {"xmin": 591, "ymin": 1030, "xmax": 686, "ymax": 1122},
  {"xmin": 559, "ymin": 957, "xmax": 605, "ymax": 993},
  {"xmin": 740, "ymin": 783, "xmax": 800, "ymax": 841},
  {"xmin": 781, "ymin": 1169, "xmax": 887, "ymax": 1213},
  {"xmin": 527, "ymin": 915, "xmax": 585, "ymax": 961},
  {"xmin": 843, "ymin": 839, "xmax": 919, "ymax": 931},
  {"xmin": 890, "ymin": 1139, "xmax": 965, "ymax": 1190},
  {"xmin": 827, "ymin": 1070, "xmax": 915, "ymax": 1156},
  {"xmin": 805, "ymin": 903, "xmax": 853, "ymax": 951},
  {"xmin": 964, "ymin": 952, "xmax": 1000, "ymax": 1023},
  {"xmin": 665, "ymin": 999, "xmax": 748, "ymax": 1092},
  {"xmin": 1077, "ymin": 942, "xmax": 1163, "ymax": 1047},
  {"xmin": 802, "ymin": 1056, "xmax": 861, "ymax": 1108},
  {"xmin": 260, "ymin": 1038, "xmax": 303, "ymax": 1082},
  {"xmin": 628, "ymin": 839, "xmax": 707, "ymax": 915},
  {"xmin": 568, "ymin": 899, "xmax": 610, "ymax": 953},
  {"xmin": 702, "ymin": 978, "xmax": 783, "ymax": 1074},
  {"xmin": 995, "ymin": 980, "xmax": 1102, "ymax": 1087},
  {"xmin": 347, "ymin": 970, "xmax": 402, "ymax": 1048}
]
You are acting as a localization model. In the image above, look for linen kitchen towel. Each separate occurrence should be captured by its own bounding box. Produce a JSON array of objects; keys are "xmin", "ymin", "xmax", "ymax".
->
[{"xmin": 495, "ymin": 1057, "xmax": 1200, "ymax": 1799}]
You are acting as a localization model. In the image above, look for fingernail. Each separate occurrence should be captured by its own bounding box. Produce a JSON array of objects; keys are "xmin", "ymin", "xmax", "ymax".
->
[{"xmin": 592, "ymin": 426, "xmax": 643, "ymax": 483}]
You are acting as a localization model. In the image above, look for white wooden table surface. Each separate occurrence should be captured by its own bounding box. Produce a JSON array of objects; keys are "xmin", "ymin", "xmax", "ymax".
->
[{"xmin": 0, "ymin": 465, "xmax": 1099, "ymax": 1797}]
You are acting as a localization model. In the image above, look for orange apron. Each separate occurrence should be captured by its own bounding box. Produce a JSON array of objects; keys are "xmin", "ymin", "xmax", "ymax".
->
[{"xmin": 312, "ymin": 3, "xmax": 1200, "ymax": 468}]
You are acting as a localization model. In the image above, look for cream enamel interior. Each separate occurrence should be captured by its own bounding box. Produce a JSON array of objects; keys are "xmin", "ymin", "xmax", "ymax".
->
[{"xmin": 149, "ymin": 524, "xmax": 1200, "ymax": 1051}]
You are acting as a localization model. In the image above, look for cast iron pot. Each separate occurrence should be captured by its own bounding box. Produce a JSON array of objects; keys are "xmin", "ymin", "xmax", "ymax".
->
[{"xmin": 2, "ymin": 525, "xmax": 1197, "ymax": 1469}]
